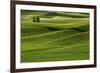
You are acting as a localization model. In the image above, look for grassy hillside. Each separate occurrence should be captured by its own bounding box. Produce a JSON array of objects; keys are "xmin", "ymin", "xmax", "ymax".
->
[{"xmin": 21, "ymin": 10, "xmax": 90, "ymax": 62}]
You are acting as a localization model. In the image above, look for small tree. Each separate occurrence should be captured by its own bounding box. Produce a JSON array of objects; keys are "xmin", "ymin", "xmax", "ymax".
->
[
  {"xmin": 32, "ymin": 16, "xmax": 40, "ymax": 22},
  {"xmin": 37, "ymin": 16, "xmax": 40, "ymax": 22},
  {"xmin": 32, "ymin": 16, "xmax": 35, "ymax": 22}
]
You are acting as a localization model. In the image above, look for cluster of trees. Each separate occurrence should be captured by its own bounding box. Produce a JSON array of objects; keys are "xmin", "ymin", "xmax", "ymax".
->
[{"xmin": 32, "ymin": 16, "xmax": 40, "ymax": 22}]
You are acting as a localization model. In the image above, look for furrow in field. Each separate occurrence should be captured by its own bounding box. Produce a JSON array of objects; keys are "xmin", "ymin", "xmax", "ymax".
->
[
  {"xmin": 32, "ymin": 21, "xmax": 89, "ymax": 30},
  {"xmin": 22, "ymin": 28, "xmax": 80, "ymax": 39},
  {"xmin": 21, "ymin": 31, "xmax": 89, "ymax": 51},
  {"xmin": 21, "ymin": 29, "xmax": 81, "ymax": 47},
  {"xmin": 21, "ymin": 43, "xmax": 89, "ymax": 62}
]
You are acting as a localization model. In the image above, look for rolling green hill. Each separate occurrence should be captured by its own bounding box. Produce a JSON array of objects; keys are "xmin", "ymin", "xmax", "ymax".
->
[{"xmin": 21, "ymin": 10, "xmax": 90, "ymax": 62}]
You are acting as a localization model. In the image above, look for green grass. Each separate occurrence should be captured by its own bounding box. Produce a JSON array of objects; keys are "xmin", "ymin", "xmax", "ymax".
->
[{"xmin": 21, "ymin": 10, "xmax": 90, "ymax": 62}]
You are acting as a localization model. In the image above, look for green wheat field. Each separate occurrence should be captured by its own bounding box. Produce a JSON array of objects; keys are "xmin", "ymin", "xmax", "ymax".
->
[{"xmin": 21, "ymin": 10, "xmax": 90, "ymax": 62}]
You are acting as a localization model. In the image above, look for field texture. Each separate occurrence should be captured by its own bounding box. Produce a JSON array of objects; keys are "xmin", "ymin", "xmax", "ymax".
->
[{"xmin": 21, "ymin": 10, "xmax": 90, "ymax": 62}]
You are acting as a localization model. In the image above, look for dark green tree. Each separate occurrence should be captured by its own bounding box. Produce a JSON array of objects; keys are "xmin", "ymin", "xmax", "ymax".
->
[
  {"xmin": 32, "ymin": 16, "xmax": 40, "ymax": 22},
  {"xmin": 37, "ymin": 16, "xmax": 40, "ymax": 22}
]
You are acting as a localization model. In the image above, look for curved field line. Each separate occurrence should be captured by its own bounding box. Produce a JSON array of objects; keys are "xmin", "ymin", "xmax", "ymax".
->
[{"xmin": 21, "ymin": 31, "xmax": 89, "ymax": 51}]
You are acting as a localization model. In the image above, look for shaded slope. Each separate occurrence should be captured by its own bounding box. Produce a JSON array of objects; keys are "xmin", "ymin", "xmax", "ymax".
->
[{"xmin": 42, "ymin": 12, "xmax": 89, "ymax": 18}]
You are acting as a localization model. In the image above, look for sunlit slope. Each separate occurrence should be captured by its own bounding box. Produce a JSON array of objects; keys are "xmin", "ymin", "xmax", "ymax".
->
[
  {"xmin": 21, "ymin": 32, "xmax": 89, "ymax": 62},
  {"xmin": 21, "ymin": 10, "xmax": 90, "ymax": 62},
  {"xmin": 21, "ymin": 18, "xmax": 89, "ymax": 36},
  {"xmin": 21, "ymin": 29, "xmax": 81, "ymax": 50}
]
